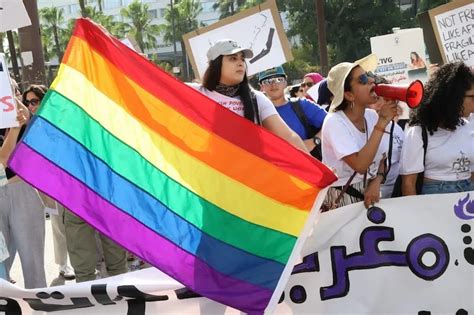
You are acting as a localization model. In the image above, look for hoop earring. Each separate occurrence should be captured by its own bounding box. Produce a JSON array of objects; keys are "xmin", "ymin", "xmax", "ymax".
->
[{"xmin": 350, "ymin": 101, "xmax": 354, "ymax": 110}]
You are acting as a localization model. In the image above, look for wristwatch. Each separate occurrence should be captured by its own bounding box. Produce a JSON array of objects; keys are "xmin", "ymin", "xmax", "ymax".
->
[{"xmin": 313, "ymin": 136, "xmax": 321, "ymax": 146}]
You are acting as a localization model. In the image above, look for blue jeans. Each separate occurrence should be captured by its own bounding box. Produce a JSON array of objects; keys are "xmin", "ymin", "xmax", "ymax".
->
[{"xmin": 422, "ymin": 179, "xmax": 474, "ymax": 195}]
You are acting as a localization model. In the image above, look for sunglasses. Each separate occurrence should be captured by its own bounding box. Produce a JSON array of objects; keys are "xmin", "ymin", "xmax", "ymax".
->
[
  {"xmin": 301, "ymin": 82, "xmax": 314, "ymax": 88},
  {"xmin": 261, "ymin": 77, "xmax": 286, "ymax": 86},
  {"xmin": 357, "ymin": 73, "xmax": 370, "ymax": 85},
  {"xmin": 25, "ymin": 98, "xmax": 40, "ymax": 106}
]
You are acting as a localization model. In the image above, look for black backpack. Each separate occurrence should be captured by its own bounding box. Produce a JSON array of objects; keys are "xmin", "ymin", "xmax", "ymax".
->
[{"xmin": 290, "ymin": 100, "xmax": 322, "ymax": 160}]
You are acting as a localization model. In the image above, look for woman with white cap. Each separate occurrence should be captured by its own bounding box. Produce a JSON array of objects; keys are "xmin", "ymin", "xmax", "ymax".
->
[
  {"xmin": 321, "ymin": 54, "xmax": 398, "ymax": 209},
  {"xmin": 190, "ymin": 39, "xmax": 308, "ymax": 152}
]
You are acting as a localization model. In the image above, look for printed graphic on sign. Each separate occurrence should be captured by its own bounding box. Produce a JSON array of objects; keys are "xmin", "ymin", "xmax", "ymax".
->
[
  {"xmin": 370, "ymin": 28, "xmax": 429, "ymax": 119},
  {"xmin": 183, "ymin": 0, "xmax": 293, "ymax": 80}
]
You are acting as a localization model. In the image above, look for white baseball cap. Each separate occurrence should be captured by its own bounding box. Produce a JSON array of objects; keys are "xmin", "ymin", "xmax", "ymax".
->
[{"xmin": 206, "ymin": 39, "xmax": 254, "ymax": 62}]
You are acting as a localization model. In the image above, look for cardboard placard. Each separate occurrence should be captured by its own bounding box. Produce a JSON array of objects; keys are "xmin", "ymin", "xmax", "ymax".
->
[
  {"xmin": 0, "ymin": 0, "xmax": 31, "ymax": 32},
  {"xmin": 370, "ymin": 28, "xmax": 429, "ymax": 119},
  {"xmin": 182, "ymin": 0, "xmax": 293, "ymax": 80},
  {"xmin": 429, "ymin": 0, "xmax": 474, "ymax": 67},
  {"xmin": 0, "ymin": 54, "xmax": 19, "ymax": 129}
]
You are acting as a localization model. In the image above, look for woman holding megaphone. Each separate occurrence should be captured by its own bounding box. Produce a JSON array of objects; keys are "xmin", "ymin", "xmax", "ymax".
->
[
  {"xmin": 400, "ymin": 62, "xmax": 474, "ymax": 195},
  {"xmin": 321, "ymin": 54, "xmax": 398, "ymax": 209}
]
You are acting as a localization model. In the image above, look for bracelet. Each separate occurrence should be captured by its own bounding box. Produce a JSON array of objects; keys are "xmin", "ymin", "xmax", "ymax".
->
[{"xmin": 373, "ymin": 125, "xmax": 389, "ymax": 134}]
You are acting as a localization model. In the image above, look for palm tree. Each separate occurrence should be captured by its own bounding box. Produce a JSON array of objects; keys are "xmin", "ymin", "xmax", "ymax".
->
[
  {"xmin": 213, "ymin": 0, "xmax": 264, "ymax": 19},
  {"xmin": 85, "ymin": 6, "xmax": 128, "ymax": 38},
  {"xmin": 78, "ymin": 0, "xmax": 103, "ymax": 16},
  {"xmin": 39, "ymin": 7, "xmax": 67, "ymax": 61},
  {"xmin": 79, "ymin": 0, "xmax": 88, "ymax": 17},
  {"xmin": 120, "ymin": 0, "xmax": 161, "ymax": 52},
  {"xmin": 160, "ymin": 0, "xmax": 203, "ymax": 79},
  {"xmin": 0, "ymin": 33, "xmax": 4, "ymax": 54},
  {"xmin": 4, "ymin": 31, "xmax": 25, "ymax": 78}
]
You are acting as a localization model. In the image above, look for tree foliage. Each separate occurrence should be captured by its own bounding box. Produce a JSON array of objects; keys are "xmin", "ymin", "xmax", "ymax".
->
[
  {"xmin": 279, "ymin": 0, "xmax": 453, "ymax": 70},
  {"xmin": 159, "ymin": 0, "xmax": 203, "ymax": 79},
  {"xmin": 120, "ymin": 0, "xmax": 161, "ymax": 52},
  {"xmin": 39, "ymin": 7, "xmax": 68, "ymax": 61}
]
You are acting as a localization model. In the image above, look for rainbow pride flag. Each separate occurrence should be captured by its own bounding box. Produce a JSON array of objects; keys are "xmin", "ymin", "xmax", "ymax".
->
[{"xmin": 9, "ymin": 19, "xmax": 336, "ymax": 314}]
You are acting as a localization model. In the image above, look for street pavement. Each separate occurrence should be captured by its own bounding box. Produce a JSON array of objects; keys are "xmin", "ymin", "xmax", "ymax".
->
[
  {"xmin": 10, "ymin": 216, "xmax": 74, "ymax": 288},
  {"xmin": 9, "ymin": 216, "xmax": 147, "ymax": 289}
]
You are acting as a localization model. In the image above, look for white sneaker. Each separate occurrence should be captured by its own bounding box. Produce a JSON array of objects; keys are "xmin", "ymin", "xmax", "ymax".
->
[{"xmin": 59, "ymin": 265, "xmax": 75, "ymax": 280}]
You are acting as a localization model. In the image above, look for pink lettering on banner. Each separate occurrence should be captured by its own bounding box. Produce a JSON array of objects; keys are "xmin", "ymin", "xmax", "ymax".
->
[{"xmin": 0, "ymin": 96, "xmax": 15, "ymax": 112}]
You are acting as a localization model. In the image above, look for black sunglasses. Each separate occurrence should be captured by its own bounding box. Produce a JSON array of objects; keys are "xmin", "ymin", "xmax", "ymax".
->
[
  {"xmin": 25, "ymin": 99, "xmax": 40, "ymax": 106},
  {"xmin": 301, "ymin": 82, "xmax": 314, "ymax": 88}
]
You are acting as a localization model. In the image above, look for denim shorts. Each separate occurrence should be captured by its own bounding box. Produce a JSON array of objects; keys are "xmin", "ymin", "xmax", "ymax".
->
[{"xmin": 422, "ymin": 179, "xmax": 474, "ymax": 195}]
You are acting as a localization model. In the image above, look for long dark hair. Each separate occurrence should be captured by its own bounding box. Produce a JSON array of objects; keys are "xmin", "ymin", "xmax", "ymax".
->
[
  {"xmin": 202, "ymin": 55, "xmax": 258, "ymax": 123},
  {"xmin": 410, "ymin": 52, "xmax": 420, "ymax": 63},
  {"xmin": 409, "ymin": 62, "xmax": 474, "ymax": 134}
]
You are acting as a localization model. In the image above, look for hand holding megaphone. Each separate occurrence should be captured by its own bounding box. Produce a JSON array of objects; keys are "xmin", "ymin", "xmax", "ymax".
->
[{"xmin": 374, "ymin": 80, "xmax": 424, "ymax": 109}]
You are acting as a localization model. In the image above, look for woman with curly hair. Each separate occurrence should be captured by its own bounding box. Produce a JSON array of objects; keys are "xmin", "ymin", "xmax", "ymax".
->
[{"xmin": 400, "ymin": 62, "xmax": 474, "ymax": 195}]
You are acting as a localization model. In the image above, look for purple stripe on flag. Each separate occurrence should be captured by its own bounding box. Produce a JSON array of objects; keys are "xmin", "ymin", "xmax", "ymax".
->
[{"xmin": 10, "ymin": 143, "xmax": 272, "ymax": 314}]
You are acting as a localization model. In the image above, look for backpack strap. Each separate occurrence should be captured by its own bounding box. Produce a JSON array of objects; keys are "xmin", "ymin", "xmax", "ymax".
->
[
  {"xmin": 250, "ymin": 91, "xmax": 262, "ymax": 126},
  {"xmin": 290, "ymin": 100, "xmax": 318, "ymax": 138}
]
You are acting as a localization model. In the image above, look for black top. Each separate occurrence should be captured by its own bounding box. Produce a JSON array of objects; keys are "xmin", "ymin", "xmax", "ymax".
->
[{"xmin": 1, "ymin": 125, "xmax": 27, "ymax": 179}]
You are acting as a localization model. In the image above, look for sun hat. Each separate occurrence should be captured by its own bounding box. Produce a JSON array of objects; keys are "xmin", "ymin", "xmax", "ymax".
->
[
  {"xmin": 257, "ymin": 66, "xmax": 286, "ymax": 82},
  {"xmin": 327, "ymin": 54, "xmax": 378, "ymax": 112},
  {"xmin": 206, "ymin": 39, "xmax": 253, "ymax": 62}
]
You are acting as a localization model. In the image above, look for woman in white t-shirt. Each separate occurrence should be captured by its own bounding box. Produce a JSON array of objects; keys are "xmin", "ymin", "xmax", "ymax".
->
[
  {"xmin": 322, "ymin": 54, "xmax": 398, "ymax": 208},
  {"xmin": 190, "ymin": 39, "xmax": 307, "ymax": 152},
  {"xmin": 400, "ymin": 62, "xmax": 474, "ymax": 195}
]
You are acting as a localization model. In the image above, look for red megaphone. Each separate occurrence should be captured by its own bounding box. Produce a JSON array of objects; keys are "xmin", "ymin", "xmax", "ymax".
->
[{"xmin": 374, "ymin": 80, "xmax": 424, "ymax": 108}]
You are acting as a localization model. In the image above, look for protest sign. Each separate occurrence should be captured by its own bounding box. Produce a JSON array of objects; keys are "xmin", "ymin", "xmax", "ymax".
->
[
  {"xmin": 2, "ymin": 192, "xmax": 473, "ymax": 314},
  {"xmin": 429, "ymin": 0, "xmax": 474, "ymax": 67},
  {"xmin": 183, "ymin": 0, "xmax": 293, "ymax": 80},
  {"xmin": 0, "ymin": 54, "xmax": 19, "ymax": 128},
  {"xmin": 370, "ymin": 28, "xmax": 429, "ymax": 119},
  {"xmin": 0, "ymin": 0, "xmax": 31, "ymax": 32}
]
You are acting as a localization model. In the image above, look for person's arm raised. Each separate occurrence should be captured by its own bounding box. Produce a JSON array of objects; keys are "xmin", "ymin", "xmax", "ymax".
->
[{"xmin": 343, "ymin": 99, "xmax": 397, "ymax": 173}]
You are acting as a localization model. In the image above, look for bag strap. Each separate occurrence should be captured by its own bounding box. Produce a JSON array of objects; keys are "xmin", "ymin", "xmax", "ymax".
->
[
  {"xmin": 333, "ymin": 171, "xmax": 358, "ymax": 206},
  {"xmin": 290, "ymin": 100, "xmax": 318, "ymax": 138},
  {"xmin": 250, "ymin": 91, "xmax": 262, "ymax": 126}
]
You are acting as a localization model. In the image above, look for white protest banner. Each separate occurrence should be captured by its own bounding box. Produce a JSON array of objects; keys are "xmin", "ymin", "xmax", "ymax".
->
[
  {"xmin": 429, "ymin": 0, "xmax": 474, "ymax": 68},
  {"xmin": 2, "ymin": 192, "xmax": 473, "ymax": 314},
  {"xmin": 0, "ymin": 0, "xmax": 31, "ymax": 32},
  {"xmin": 0, "ymin": 53, "xmax": 19, "ymax": 128},
  {"xmin": 370, "ymin": 28, "xmax": 429, "ymax": 119},
  {"xmin": 183, "ymin": 0, "xmax": 293, "ymax": 80}
]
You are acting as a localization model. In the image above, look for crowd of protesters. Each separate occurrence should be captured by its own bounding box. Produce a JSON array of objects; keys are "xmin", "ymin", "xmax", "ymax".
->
[{"xmin": 1, "ymin": 38, "xmax": 473, "ymax": 290}]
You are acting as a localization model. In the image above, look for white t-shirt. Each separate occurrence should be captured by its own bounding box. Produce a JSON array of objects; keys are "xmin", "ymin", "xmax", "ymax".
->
[
  {"xmin": 188, "ymin": 84, "xmax": 277, "ymax": 122},
  {"xmin": 400, "ymin": 120, "xmax": 474, "ymax": 181},
  {"xmin": 381, "ymin": 122, "xmax": 405, "ymax": 198},
  {"xmin": 322, "ymin": 109, "xmax": 389, "ymax": 186}
]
